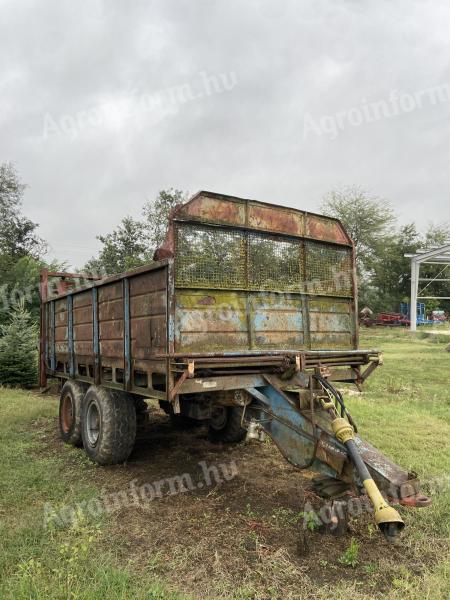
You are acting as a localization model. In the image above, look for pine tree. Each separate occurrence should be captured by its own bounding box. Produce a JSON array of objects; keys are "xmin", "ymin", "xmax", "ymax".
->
[{"xmin": 0, "ymin": 300, "xmax": 38, "ymax": 387}]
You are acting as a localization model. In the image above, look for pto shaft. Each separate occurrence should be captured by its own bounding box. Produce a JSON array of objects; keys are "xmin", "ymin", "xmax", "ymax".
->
[{"xmin": 332, "ymin": 417, "xmax": 405, "ymax": 541}]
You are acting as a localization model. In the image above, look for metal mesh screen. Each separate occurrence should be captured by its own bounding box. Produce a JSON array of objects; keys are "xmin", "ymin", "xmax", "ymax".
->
[
  {"xmin": 175, "ymin": 224, "xmax": 353, "ymax": 296},
  {"xmin": 248, "ymin": 232, "xmax": 305, "ymax": 292},
  {"xmin": 305, "ymin": 241, "xmax": 353, "ymax": 296},
  {"xmin": 175, "ymin": 224, "xmax": 246, "ymax": 288}
]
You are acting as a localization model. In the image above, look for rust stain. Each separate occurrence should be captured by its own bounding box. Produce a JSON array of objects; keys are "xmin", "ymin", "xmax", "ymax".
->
[
  {"xmin": 248, "ymin": 204, "xmax": 304, "ymax": 236},
  {"xmin": 306, "ymin": 215, "xmax": 350, "ymax": 245},
  {"xmin": 182, "ymin": 195, "xmax": 246, "ymax": 226},
  {"xmin": 197, "ymin": 295, "xmax": 216, "ymax": 306}
]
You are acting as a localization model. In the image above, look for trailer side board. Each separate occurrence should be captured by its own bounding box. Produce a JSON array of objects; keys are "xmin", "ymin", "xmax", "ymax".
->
[{"xmin": 43, "ymin": 262, "xmax": 169, "ymax": 398}]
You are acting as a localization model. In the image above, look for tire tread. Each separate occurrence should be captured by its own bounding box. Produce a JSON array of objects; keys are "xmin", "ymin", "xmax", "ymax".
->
[{"xmin": 82, "ymin": 386, "xmax": 136, "ymax": 465}]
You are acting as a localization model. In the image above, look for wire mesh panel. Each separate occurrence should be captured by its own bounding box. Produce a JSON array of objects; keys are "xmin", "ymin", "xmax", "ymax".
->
[
  {"xmin": 305, "ymin": 241, "xmax": 353, "ymax": 296},
  {"xmin": 175, "ymin": 224, "xmax": 246, "ymax": 288},
  {"xmin": 248, "ymin": 232, "xmax": 305, "ymax": 292},
  {"xmin": 175, "ymin": 223, "xmax": 353, "ymax": 297}
]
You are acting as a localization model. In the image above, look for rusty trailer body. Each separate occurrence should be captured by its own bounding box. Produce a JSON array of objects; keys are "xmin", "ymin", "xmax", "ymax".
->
[
  {"xmin": 40, "ymin": 191, "xmax": 374, "ymax": 397},
  {"xmin": 40, "ymin": 191, "xmax": 429, "ymax": 537}
]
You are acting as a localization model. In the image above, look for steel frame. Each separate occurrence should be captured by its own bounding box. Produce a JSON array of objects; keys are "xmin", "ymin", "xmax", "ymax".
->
[{"xmin": 406, "ymin": 243, "xmax": 450, "ymax": 331}]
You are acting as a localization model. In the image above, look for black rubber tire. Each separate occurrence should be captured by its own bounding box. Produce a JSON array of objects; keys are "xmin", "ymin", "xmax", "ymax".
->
[
  {"xmin": 59, "ymin": 380, "xmax": 88, "ymax": 446},
  {"xmin": 208, "ymin": 406, "xmax": 246, "ymax": 444},
  {"xmin": 81, "ymin": 386, "xmax": 136, "ymax": 465}
]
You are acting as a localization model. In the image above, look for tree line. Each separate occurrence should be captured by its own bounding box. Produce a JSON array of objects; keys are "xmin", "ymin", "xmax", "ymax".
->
[
  {"xmin": 321, "ymin": 186, "xmax": 450, "ymax": 314},
  {"xmin": 0, "ymin": 163, "xmax": 449, "ymax": 387}
]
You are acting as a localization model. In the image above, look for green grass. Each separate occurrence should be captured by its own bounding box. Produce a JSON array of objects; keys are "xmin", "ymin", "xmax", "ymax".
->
[
  {"xmin": 0, "ymin": 389, "xmax": 185, "ymax": 600},
  {"xmin": 355, "ymin": 328, "xmax": 450, "ymax": 479},
  {"xmin": 339, "ymin": 328, "xmax": 450, "ymax": 597},
  {"xmin": 0, "ymin": 328, "xmax": 449, "ymax": 599}
]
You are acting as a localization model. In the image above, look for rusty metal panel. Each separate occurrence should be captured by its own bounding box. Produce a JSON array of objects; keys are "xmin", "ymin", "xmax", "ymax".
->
[
  {"xmin": 250, "ymin": 294, "xmax": 304, "ymax": 349},
  {"xmin": 175, "ymin": 217, "xmax": 357, "ymax": 352},
  {"xmin": 174, "ymin": 192, "xmax": 351, "ymax": 245},
  {"xmin": 100, "ymin": 339, "xmax": 124, "ymax": 358},
  {"xmin": 305, "ymin": 214, "xmax": 350, "ymax": 245},
  {"xmin": 54, "ymin": 297, "xmax": 68, "ymax": 358},
  {"xmin": 129, "ymin": 268, "xmax": 168, "ymax": 359},
  {"xmin": 47, "ymin": 301, "xmax": 55, "ymax": 371},
  {"xmin": 98, "ymin": 297, "xmax": 123, "ymax": 321},
  {"xmin": 74, "ymin": 341, "xmax": 93, "ymax": 355},
  {"xmin": 150, "ymin": 315, "xmax": 167, "ymax": 352},
  {"xmin": 55, "ymin": 298, "xmax": 67, "ymax": 317},
  {"xmin": 98, "ymin": 281, "xmax": 123, "ymax": 302},
  {"xmin": 99, "ymin": 320, "xmax": 124, "ymax": 340},
  {"xmin": 130, "ymin": 318, "xmax": 151, "ymax": 357},
  {"xmin": 178, "ymin": 193, "xmax": 246, "ymax": 227},
  {"xmin": 130, "ymin": 289, "xmax": 166, "ymax": 318},
  {"xmin": 73, "ymin": 306, "xmax": 92, "ymax": 324},
  {"xmin": 129, "ymin": 269, "xmax": 166, "ymax": 293},
  {"xmin": 55, "ymin": 326, "xmax": 67, "ymax": 342},
  {"xmin": 73, "ymin": 323, "xmax": 93, "ymax": 342},
  {"xmin": 175, "ymin": 290, "xmax": 248, "ymax": 352},
  {"xmin": 248, "ymin": 202, "xmax": 304, "ymax": 237},
  {"xmin": 174, "ymin": 290, "xmax": 307, "ymax": 353},
  {"xmin": 174, "ymin": 289, "xmax": 355, "ymax": 353},
  {"xmin": 55, "ymin": 343, "xmax": 69, "ymax": 355},
  {"xmin": 73, "ymin": 290, "xmax": 92, "ymax": 308},
  {"xmin": 99, "ymin": 281, "xmax": 124, "ymax": 362},
  {"xmin": 55, "ymin": 312, "xmax": 67, "ymax": 328},
  {"xmin": 73, "ymin": 287, "xmax": 93, "ymax": 364},
  {"xmin": 44, "ymin": 262, "xmax": 170, "ymax": 396},
  {"xmin": 130, "ymin": 314, "xmax": 166, "ymax": 358},
  {"xmin": 130, "ymin": 317, "xmax": 166, "ymax": 358},
  {"xmin": 309, "ymin": 299, "xmax": 353, "ymax": 350}
]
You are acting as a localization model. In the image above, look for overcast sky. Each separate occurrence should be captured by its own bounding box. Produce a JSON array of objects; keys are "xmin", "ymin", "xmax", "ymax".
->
[{"xmin": 1, "ymin": 0, "xmax": 449, "ymax": 268}]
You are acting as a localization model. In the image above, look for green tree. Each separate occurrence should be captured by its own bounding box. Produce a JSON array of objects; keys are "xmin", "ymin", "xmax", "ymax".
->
[
  {"xmin": 86, "ymin": 189, "xmax": 188, "ymax": 274},
  {"xmin": 85, "ymin": 216, "xmax": 152, "ymax": 275},
  {"xmin": 321, "ymin": 185, "xmax": 396, "ymax": 276},
  {"xmin": 0, "ymin": 163, "xmax": 52, "ymax": 325},
  {"xmin": 368, "ymin": 223, "xmax": 422, "ymax": 312},
  {"xmin": 0, "ymin": 300, "xmax": 38, "ymax": 388},
  {"xmin": 0, "ymin": 162, "xmax": 46, "ymax": 259},
  {"xmin": 0, "ymin": 255, "xmax": 62, "ymax": 325},
  {"xmin": 142, "ymin": 188, "xmax": 187, "ymax": 248},
  {"xmin": 424, "ymin": 223, "xmax": 450, "ymax": 247}
]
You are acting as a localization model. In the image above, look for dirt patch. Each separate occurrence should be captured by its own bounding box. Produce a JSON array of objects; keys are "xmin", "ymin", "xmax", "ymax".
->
[{"xmin": 34, "ymin": 404, "xmax": 439, "ymax": 599}]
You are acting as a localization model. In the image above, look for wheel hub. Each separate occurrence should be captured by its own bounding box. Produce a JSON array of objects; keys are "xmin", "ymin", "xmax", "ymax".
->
[{"xmin": 86, "ymin": 401, "xmax": 100, "ymax": 446}]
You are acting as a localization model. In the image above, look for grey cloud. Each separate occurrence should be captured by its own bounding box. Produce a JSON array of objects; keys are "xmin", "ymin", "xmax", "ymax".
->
[{"xmin": 1, "ymin": 0, "xmax": 449, "ymax": 267}]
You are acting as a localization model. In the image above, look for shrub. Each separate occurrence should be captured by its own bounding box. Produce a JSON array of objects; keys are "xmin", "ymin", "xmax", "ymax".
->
[{"xmin": 0, "ymin": 300, "xmax": 38, "ymax": 387}]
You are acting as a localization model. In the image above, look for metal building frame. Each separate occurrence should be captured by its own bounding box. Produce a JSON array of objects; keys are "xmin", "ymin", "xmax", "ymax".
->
[{"xmin": 406, "ymin": 243, "xmax": 450, "ymax": 331}]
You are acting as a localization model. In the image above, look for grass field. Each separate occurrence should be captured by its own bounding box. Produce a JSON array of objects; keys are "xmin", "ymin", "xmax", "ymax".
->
[{"xmin": 0, "ymin": 328, "xmax": 449, "ymax": 599}]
